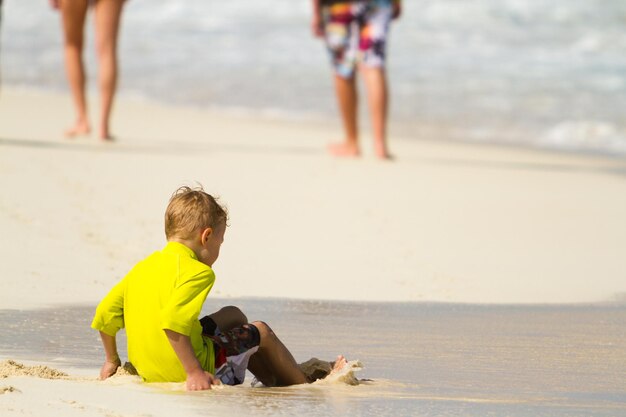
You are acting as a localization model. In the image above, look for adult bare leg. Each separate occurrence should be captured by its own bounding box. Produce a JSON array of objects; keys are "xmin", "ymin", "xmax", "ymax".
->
[
  {"xmin": 247, "ymin": 321, "xmax": 307, "ymax": 387},
  {"xmin": 361, "ymin": 66, "xmax": 391, "ymax": 159},
  {"xmin": 94, "ymin": 0, "xmax": 124, "ymax": 140},
  {"xmin": 328, "ymin": 73, "xmax": 360, "ymax": 157},
  {"xmin": 59, "ymin": 0, "xmax": 90, "ymax": 138}
]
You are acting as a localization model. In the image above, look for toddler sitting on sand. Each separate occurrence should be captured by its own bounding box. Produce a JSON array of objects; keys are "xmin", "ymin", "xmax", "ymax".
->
[{"xmin": 92, "ymin": 186, "xmax": 349, "ymax": 390}]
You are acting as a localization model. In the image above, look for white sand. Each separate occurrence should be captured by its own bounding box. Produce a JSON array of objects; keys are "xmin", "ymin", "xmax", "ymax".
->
[
  {"xmin": 1, "ymin": 87, "xmax": 626, "ymax": 310},
  {"xmin": 1, "ymin": 87, "xmax": 626, "ymax": 417},
  {"xmin": 0, "ymin": 360, "xmax": 207, "ymax": 417}
]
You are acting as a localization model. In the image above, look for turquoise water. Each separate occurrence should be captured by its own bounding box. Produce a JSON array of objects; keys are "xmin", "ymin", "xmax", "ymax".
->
[
  {"xmin": 0, "ymin": 298, "xmax": 625, "ymax": 416},
  {"xmin": 2, "ymin": 0, "xmax": 626, "ymax": 155}
]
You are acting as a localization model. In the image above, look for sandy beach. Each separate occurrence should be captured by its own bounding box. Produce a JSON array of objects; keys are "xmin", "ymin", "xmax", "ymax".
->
[
  {"xmin": 1, "ymin": 88, "xmax": 626, "ymax": 416},
  {"xmin": 1, "ymin": 88, "xmax": 626, "ymax": 308}
]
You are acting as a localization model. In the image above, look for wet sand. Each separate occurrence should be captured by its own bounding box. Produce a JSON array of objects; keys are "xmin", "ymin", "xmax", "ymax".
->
[{"xmin": 1, "ymin": 299, "xmax": 625, "ymax": 416}]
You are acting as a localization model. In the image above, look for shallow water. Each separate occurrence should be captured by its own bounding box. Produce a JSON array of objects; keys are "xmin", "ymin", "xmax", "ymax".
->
[
  {"xmin": 0, "ymin": 298, "xmax": 625, "ymax": 416},
  {"xmin": 2, "ymin": 0, "xmax": 626, "ymax": 155}
]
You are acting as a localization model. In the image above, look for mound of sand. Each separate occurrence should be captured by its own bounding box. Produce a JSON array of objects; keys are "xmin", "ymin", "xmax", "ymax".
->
[
  {"xmin": 0, "ymin": 360, "xmax": 68, "ymax": 380},
  {"xmin": 113, "ymin": 362, "xmax": 139, "ymax": 377}
]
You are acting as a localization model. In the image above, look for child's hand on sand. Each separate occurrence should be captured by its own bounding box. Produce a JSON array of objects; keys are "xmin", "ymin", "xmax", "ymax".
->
[
  {"xmin": 99, "ymin": 357, "xmax": 121, "ymax": 380},
  {"xmin": 186, "ymin": 369, "xmax": 220, "ymax": 391}
]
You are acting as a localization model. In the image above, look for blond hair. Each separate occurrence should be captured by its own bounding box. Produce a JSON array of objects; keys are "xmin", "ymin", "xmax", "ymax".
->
[{"xmin": 164, "ymin": 186, "xmax": 228, "ymax": 240}]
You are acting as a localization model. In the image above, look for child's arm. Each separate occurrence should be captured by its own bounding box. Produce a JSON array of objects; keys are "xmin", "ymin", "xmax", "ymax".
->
[
  {"xmin": 98, "ymin": 331, "xmax": 121, "ymax": 379},
  {"xmin": 164, "ymin": 329, "xmax": 220, "ymax": 390},
  {"xmin": 92, "ymin": 276, "xmax": 127, "ymax": 380}
]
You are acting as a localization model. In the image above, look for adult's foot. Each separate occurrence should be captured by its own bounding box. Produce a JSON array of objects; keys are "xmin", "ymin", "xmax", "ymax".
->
[
  {"xmin": 328, "ymin": 142, "xmax": 359, "ymax": 157},
  {"xmin": 373, "ymin": 141, "xmax": 392, "ymax": 160},
  {"xmin": 99, "ymin": 124, "xmax": 115, "ymax": 141},
  {"xmin": 64, "ymin": 122, "xmax": 91, "ymax": 138}
]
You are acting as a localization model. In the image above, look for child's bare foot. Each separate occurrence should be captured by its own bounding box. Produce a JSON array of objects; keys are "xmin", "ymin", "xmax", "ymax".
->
[
  {"xmin": 328, "ymin": 142, "xmax": 359, "ymax": 157},
  {"xmin": 64, "ymin": 122, "xmax": 91, "ymax": 138},
  {"xmin": 329, "ymin": 355, "xmax": 348, "ymax": 375}
]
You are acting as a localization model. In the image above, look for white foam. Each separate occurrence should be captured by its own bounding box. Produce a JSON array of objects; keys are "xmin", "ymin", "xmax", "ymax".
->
[{"xmin": 539, "ymin": 120, "xmax": 626, "ymax": 155}]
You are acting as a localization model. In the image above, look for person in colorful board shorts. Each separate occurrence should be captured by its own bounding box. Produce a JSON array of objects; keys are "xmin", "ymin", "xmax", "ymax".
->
[{"xmin": 312, "ymin": 0, "xmax": 401, "ymax": 159}]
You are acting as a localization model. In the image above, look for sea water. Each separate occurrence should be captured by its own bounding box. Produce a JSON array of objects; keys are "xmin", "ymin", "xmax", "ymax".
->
[
  {"xmin": 0, "ymin": 298, "xmax": 625, "ymax": 416},
  {"xmin": 2, "ymin": 0, "xmax": 626, "ymax": 155}
]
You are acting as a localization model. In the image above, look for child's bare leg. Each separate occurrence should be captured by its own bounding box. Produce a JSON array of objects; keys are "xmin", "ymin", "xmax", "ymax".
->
[
  {"xmin": 59, "ymin": 0, "xmax": 90, "ymax": 138},
  {"xmin": 247, "ymin": 352, "xmax": 276, "ymax": 386},
  {"xmin": 207, "ymin": 306, "xmax": 247, "ymax": 332},
  {"xmin": 328, "ymin": 73, "xmax": 360, "ymax": 157},
  {"xmin": 247, "ymin": 321, "xmax": 307, "ymax": 386}
]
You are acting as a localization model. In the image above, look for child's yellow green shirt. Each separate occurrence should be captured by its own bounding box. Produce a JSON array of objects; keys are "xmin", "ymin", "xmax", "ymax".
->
[{"xmin": 91, "ymin": 241, "xmax": 215, "ymax": 382}]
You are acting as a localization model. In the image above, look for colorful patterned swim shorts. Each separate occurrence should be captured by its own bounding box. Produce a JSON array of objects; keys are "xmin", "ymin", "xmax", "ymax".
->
[
  {"xmin": 200, "ymin": 316, "xmax": 260, "ymax": 386},
  {"xmin": 322, "ymin": 0, "xmax": 393, "ymax": 78}
]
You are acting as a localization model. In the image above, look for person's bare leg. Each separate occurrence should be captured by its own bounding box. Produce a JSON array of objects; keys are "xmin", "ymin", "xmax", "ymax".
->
[
  {"xmin": 94, "ymin": 0, "xmax": 124, "ymax": 140},
  {"xmin": 207, "ymin": 306, "xmax": 248, "ymax": 332},
  {"xmin": 247, "ymin": 351, "xmax": 277, "ymax": 386},
  {"xmin": 246, "ymin": 321, "xmax": 307, "ymax": 387},
  {"xmin": 328, "ymin": 73, "xmax": 360, "ymax": 157},
  {"xmin": 361, "ymin": 66, "xmax": 391, "ymax": 159},
  {"xmin": 60, "ymin": 0, "xmax": 90, "ymax": 138}
]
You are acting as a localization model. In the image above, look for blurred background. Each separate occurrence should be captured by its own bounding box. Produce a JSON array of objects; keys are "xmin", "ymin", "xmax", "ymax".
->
[{"xmin": 2, "ymin": 0, "xmax": 626, "ymax": 155}]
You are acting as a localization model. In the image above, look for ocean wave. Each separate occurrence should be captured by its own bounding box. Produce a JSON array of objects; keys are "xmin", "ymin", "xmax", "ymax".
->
[
  {"xmin": 539, "ymin": 121, "xmax": 626, "ymax": 155},
  {"xmin": 3, "ymin": 0, "xmax": 626, "ymax": 156}
]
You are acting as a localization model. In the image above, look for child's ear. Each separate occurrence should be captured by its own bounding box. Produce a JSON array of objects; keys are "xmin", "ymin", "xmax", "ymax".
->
[{"xmin": 201, "ymin": 227, "xmax": 213, "ymax": 244}]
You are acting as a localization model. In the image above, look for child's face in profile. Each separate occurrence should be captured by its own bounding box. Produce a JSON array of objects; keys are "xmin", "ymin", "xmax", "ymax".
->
[{"xmin": 198, "ymin": 222, "xmax": 226, "ymax": 267}]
